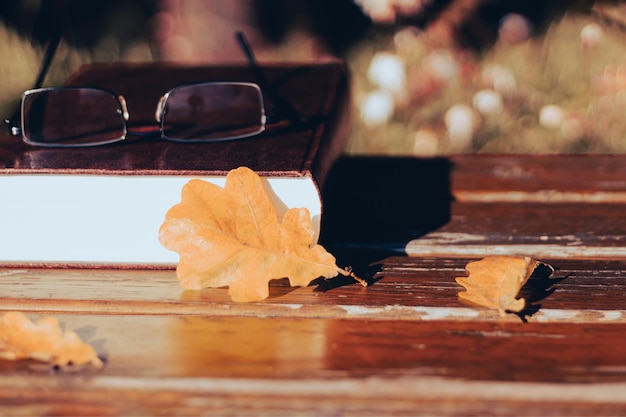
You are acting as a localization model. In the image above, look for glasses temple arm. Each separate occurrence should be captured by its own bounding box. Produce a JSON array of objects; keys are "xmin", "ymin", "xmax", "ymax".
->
[
  {"xmin": 33, "ymin": 30, "xmax": 62, "ymax": 90},
  {"xmin": 5, "ymin": 31, "xmax": 62, "ymax": 134},
  {"xmin": 235, "ymin": 32, "xmax": 301, "ymax": 124}
]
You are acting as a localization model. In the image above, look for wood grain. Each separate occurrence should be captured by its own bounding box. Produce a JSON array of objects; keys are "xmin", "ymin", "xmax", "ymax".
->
[
  {"xmin": 0, "ymin": 313, "xmax": 625, "ymax": 416},
  {"xmin": 1, "ymin": 256, "xmax": 624, "ymax": 322},
  {"xmin": 450, "ymin": 155, "xmax": 626, "ymax": 195}
]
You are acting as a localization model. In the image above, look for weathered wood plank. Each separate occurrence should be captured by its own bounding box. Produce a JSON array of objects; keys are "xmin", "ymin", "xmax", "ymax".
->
[
  {"xmin": 1, "ymin": 313, "xmax": 625, "ymax": 382},
  {"xmin": 2, "ymin": 255, "xmax": 625, "ymax": 322},
  {"xmin": 1, "ymin": 375, "xmax": 625, "ymax": 417},
  {"xmin": 0, "ymin": 313, "xmax": 625, "ymax": 415},
  {"xmin": 450, "ymin": 155, "xmax": 626, "ymax": 195},
  {"xmin": 403, "ymin": 201, "xmax": 626, "ymax": 260}
]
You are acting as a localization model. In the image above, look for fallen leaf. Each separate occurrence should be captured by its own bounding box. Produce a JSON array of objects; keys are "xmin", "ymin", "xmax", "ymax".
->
[
  {"xmin": 159, "ymin": 166, "xmax": 363, "ymax": 302},
  {"xmin": 0, "ymin": 311, "xmax": 103, "ymax": 368},
  {"xmin": 455, "ymin": 256, "xmax": 553, "ymax": 316}
]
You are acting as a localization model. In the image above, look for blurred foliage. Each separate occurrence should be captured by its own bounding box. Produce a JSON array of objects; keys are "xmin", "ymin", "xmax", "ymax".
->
[
  {"xmin": 346, "ymin": 1, "xmax": 626, "ymax": 154},
  {"xmin": 2, "ymin": 0, "xmax": 626, "ymax": 154},
  {"xmin": 0, "ymin": 0, "xmax": 157, "ymax": 117}
]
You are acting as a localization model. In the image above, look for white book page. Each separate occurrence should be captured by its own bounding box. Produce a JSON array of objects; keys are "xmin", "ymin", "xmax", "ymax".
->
[{"xmin": 0, "ymin": 175, "xmax": 321, "ymax": 265}]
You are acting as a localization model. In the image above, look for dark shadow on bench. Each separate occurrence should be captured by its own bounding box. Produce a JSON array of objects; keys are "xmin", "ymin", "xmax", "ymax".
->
[{"xmin": 319, "ymin": 156, "xmax": 453, "ymax": 281}]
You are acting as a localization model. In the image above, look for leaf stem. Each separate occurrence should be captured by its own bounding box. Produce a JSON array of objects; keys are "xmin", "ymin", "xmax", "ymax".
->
[{"xmin": 339, "ymin": 266, "xmax": 368, "ymax": 287}]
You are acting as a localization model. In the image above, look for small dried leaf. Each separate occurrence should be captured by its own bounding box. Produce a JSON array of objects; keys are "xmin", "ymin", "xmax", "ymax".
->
[
  {"xmin": 159, "ymin": 166, "xmax": 354, "ymax": 302},
  {"xmin": 455, "ymin": 256, "xmax": 552, "ymax": 316},
  {"xmin": 0, "ymin": 311, "xmax": 103, "ymax": 368}
]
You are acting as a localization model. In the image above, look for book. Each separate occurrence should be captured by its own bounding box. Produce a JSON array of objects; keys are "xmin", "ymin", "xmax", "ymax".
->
[{"xmin": 0, "ymin": 61, "xmax": 349, "ymax": 267}]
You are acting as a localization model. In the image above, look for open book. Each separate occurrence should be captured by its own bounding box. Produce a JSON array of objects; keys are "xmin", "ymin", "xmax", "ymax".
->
[{"xmin": 0, "ymin": 62, "xmax": 349, "ymax": 266}]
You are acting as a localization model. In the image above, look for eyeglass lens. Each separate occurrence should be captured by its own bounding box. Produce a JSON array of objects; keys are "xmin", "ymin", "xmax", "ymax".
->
[
  {"xmin": 160, "ymin": 82, "xmax": 265, "ymax": 142},
  {"xmin": 22, "ymin": 88, "xmax": 126, "ymax": 147}
]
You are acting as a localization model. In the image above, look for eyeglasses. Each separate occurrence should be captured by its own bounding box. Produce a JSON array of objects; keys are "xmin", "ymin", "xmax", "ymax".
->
[
  {"xmin": 4, "ymin": 32, "xmax": 298, "ymax": 147},
  {"xmin": 13, "ymin": 82, "xmax": 266, "ymax": 147}
]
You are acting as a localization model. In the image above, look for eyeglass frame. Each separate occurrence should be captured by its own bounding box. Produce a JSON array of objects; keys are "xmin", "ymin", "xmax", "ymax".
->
[
  {"xmin": 13, "ymin": 81, "xmax": 267, "ymax": 147},
  {"xmin": 4, "ymin": 32, "xmax": 303, "ymax": 147}
]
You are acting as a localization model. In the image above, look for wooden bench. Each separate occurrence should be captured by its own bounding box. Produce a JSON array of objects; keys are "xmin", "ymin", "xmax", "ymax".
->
[{"xmin": 1, "ymin": 154, "xmax": 625, "ymax": 416}]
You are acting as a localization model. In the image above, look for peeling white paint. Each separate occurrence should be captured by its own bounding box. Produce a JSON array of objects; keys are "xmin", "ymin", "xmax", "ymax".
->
[
  {"xmin": 454, "ymin": 190, "xmax": 626, "ymax": 203},
  {"xmin": 536, "ymin": 309, "xmax": 580, "ymax": 321},
  {"xmin": 282, "ymin": 304, "xmax": 303, "ymax": 310},
  {"xmin": 600, "ymin": 310, "xmax": 623, "ymax": 321},
  {"xmin": 415, "ymin": 232, "xmax": 488, "ymax": 244},
  {"xmin": 339, "ymin": 305, "xmax": 388, "ymax": 315},
  {"xmin": 259, "ymin": 302, "xmax": 626, "ymax": 323},
  {"xmin": 410, "ymin": 306, "xmax": 480, "ymax": 320},
  {"xmin": 405, "ymin": 234, "xmax": 626, "ymax": 259},
  {"xmin": 338, "ymin": 305, "xmax": 481, "ymax": 320},
  {"xmin": 0, "ymin": 269, "xmax": 28, "ymax": 276}
]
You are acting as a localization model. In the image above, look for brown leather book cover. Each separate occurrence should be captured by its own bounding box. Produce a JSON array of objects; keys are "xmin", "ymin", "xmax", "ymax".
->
[{"xmin": 1, "ymin": 61, "xmax": 350, "ymax": 185}]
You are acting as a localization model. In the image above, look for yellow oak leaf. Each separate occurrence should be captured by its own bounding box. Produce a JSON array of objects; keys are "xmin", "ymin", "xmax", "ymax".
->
[
  {"xmin": 0, "ymin": 311, "xmax": 103, "ymax": 368},
  {"xmin": 455, "ymin": 256, "xmax": 553, "ymax": 316},
  {"xmin": 159, "ymin": 166, "xmax": 362, "ymax": 302}
]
